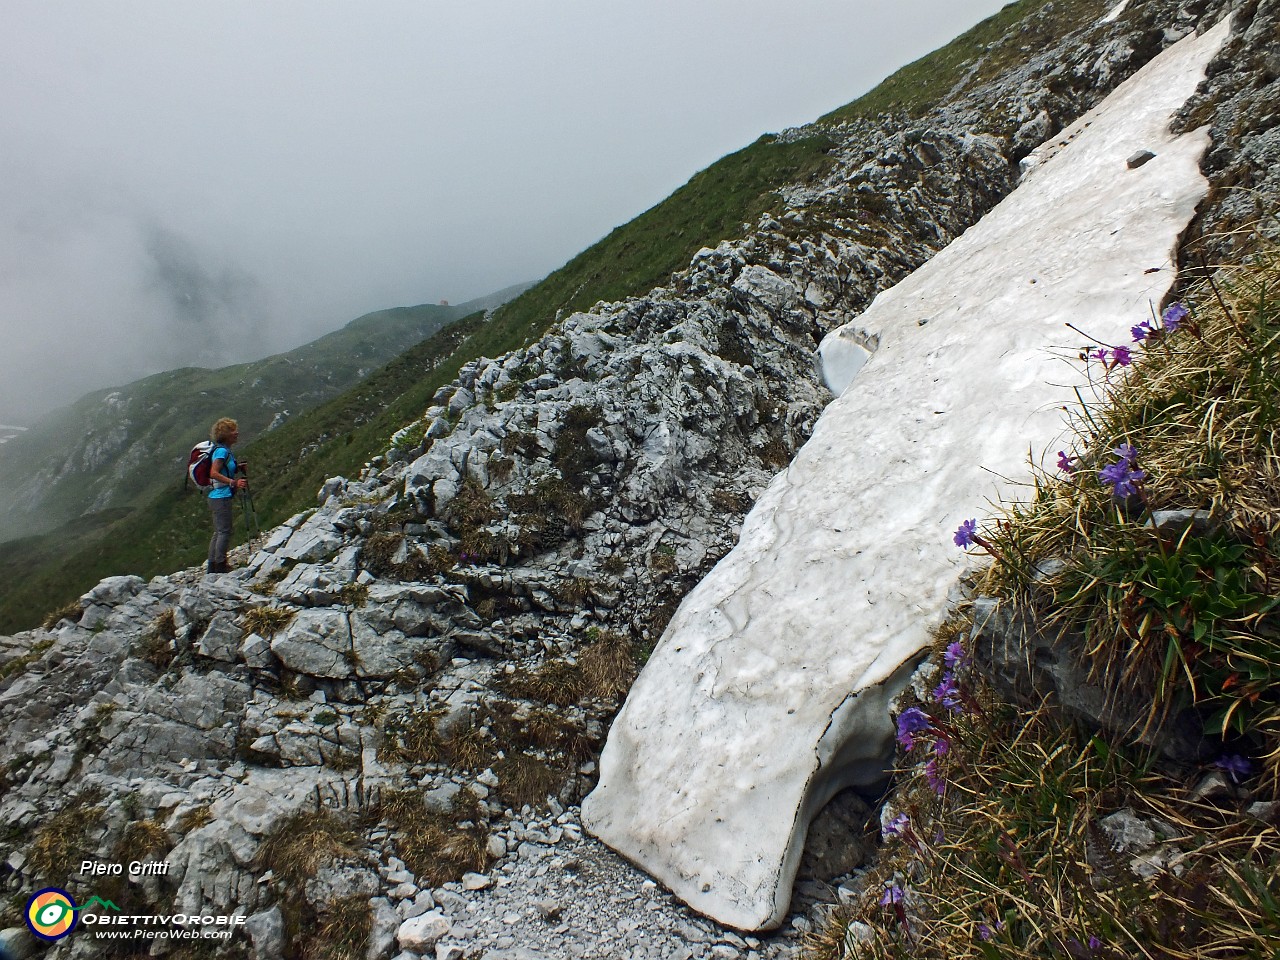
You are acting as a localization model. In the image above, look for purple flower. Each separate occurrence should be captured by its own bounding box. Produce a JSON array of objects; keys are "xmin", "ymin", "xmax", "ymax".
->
[
  {"xmin": 1214, "ymin": 754, "xmax": 1252, "ymax": 783},
  {"xmin": 1112, "ymin": 443, "xmax": 1139, "ymax": 464},
  {"xmin": 1112, "ymin": 345, "xmax": 1133, "ymax": 367},
  {"xmin": 943, "ymin": 640, "xmax": 968, "ymax": 670},
  {"xmin": 1162, "ymin": 302, "xmax": 1188, "ymax": 331},
  {"xmin": 933, "ymin": 736, "xmax": 951, "ymax": 757},
  {"xmin": 925, "ymin": 758, "xmax": 946, "ymax": 795},
  {"xmin": 978, "ymin": 920, "xmax": 1006, "ymax": 941},
  {"xmin": 883, "ymin": 812, "xmax": 909, "ymax": 838},
  {"xmin": 954, "ymin": 518, "xmax": 978, "ymax": 548},
  {"xmin": 1088, "ymin": 935, "xmax": 1104, "ymax": 951},
  {"xmin": 1090, "ymin": 347, "xmax": 1110, "ymax": 364},
  {"xmin": 896, "ymin": 707, "xmax": 931, "ymax": 751},
  {"xmin": 1099, "ymin": 459, "xmax": 1146, "ymax": 498},
  {"xmin": 1131, "ymin": 321, "xmax": 1152, "ymax": 342},
  {"xmin": 932, "ymin": 674, "xmax": 962, "ymax": 712},
  {"xmin": 879, "ymin": 882, "xmax": 904, "ymax": 906},
  {"xmin": 1057, "ymin": 450, "xmax": 1077, "ymax": 474}
]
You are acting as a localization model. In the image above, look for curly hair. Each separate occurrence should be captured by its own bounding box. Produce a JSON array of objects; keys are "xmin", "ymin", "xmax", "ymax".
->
[{"xmin": 210, "ymin": 418, "xmax": 239, "ymax": 444}]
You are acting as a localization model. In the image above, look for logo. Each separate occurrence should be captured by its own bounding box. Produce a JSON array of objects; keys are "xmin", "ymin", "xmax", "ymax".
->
[{"xmin": 26, "ymin": 888, "xmax": 79, "ymax": 941}]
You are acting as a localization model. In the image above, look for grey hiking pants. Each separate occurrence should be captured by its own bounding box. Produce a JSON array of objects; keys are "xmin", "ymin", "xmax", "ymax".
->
[{"xmin": 208, "ymin": 496, "xmax": 234, "ymax": 568}]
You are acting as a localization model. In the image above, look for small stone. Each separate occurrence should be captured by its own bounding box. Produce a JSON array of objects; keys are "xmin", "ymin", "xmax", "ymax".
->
[
  {"xmin": 1098, "ymin": 808, "xmax": 1156, "ymax": 853},
  {"xmin": 436, "ymin": 946, "xmax": 467, "ymax": 960},
  {"xmin": 486, "ymin": 835, "xmax": 508, "ymax": 859},
  {"xmin": 535, "ymin": 899, "xmax": 562, "ymax": 921},
  {"xmin": 245, "ymin": 907, "xmax": 287, "ymax": 960},
  {"xmin": 397, "ymin": 912, "xmax": 450, "ymax": 952},
  {"xmin": 843, "ymin": 921, "xmax": 876, "ymax": 946},
  {"xmin": 1126, "ymin": 149, "xmax": 1156, "ymax": 169},
  {"xmin": 1246, "ymin": 801, "xmax": 1280, "ymax": 822},
  {"xmin": 461, "ymin": 872, "xmax": 491, "ymax": 891},
  {"xmin": 1191, "ymin": 771, "xmax": 1234, "ymax": 803},
  {"xmin": 0, "ymin": 927, "xmax": 38, "ymax": 960}
]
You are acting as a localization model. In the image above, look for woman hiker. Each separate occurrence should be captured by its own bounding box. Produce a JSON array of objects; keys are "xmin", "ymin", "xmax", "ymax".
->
[{"xmin": 207, "ymin": 417, "xmax": 248, "ymax": 574}]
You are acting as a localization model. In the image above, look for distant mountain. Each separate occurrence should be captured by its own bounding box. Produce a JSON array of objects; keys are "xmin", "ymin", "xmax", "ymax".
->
[{"xmin": 0, "ymin": 284, "xmax": 528, "ymax": 540}]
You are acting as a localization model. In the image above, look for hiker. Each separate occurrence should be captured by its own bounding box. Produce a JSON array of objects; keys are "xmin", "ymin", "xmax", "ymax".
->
[{"xmin": 206, "ymin": 417, "xmax": 248, "ymax": 574}]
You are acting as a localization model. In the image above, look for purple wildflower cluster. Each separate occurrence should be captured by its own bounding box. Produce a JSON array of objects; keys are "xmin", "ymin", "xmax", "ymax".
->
[
  {"xmin": 879, "ymin": 882, "xmax": 905, "ymax": 907},
  {"xmin": 1090, "ymin": 302, "xmax": 1188, "ymax": 375},
  {"xmin": 1089, "ymin": 345, "xmax": 1133, "ymax": 369},
  {"xmin": 1133, "ymin": 301, "xmax": 1188, "ymax": 342},
  {"xmin": 894, "ymin": 642, "xmax": 973, "ymax": 796},
  {"xmin": 977, "ymin": 919, "xmax": 1006, "ymax": 942},
  {"xmin": 953, "ymin": 518, "xmax": 979, "ymax": 548},
  {"xmin": 883, "ymin": 811, "xmax": 910, "ymax": 839},
  {"xmin": 1098, "ymin": 442, "xmax": 1146, "ymax": 498},
  {"xmin": 1214, "ymin": 753, "xmax": 1253, "ymax": 783}
]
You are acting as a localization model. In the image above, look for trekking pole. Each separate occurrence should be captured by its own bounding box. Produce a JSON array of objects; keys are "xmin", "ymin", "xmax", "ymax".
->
[{"xmin": 239, "ymin": 462, "xmax": 261, "ymax": 538}]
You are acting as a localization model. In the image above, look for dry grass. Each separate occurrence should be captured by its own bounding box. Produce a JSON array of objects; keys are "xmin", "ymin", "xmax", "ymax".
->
[
  {"xmin": 0, "ymin": 637, "xmax": 54, "ymax": 680},
  {"xmin": 152, "ymin": 607, "xmax": 177, "ymax": 639},
  {"xmin": 493, "ymin": 752, "xmax": 569, "ymax": 809},
  {"xmin": 493, "ymin": 629, "xmax": 640, "ymax": 706},
  {"xmin": 257, "ymin": 811, "xmax": 362, "ymax": 887},
  {"xmin": 377, "ymin": 790, "xmax": 490, "ymax": 886},
  {"xmin": 115, "ymin": 819, "xmax": 172, "ymax": 862},
  {"xmin": 41, "ymin": 600, "xmax": 83, "ymax": 629},
  {"xmin": 176, "ymin": 804, "xmax": 214, "ymax": 833},
  {"xmin": 26, "ymin": 798, "xmax": 105, "ymax": 881},
  {"xmin": 378, "ymin": 707, "xmax": 447, "ymax": 765},
  {"xmin": 242, "ymin": 604, "xmax": 297, "ymax": 638},
  {"xmin": 305, "ymin": 895, "xmax": 371, "ymax": 960},
  {"xmin": 494, "ymin": 658, "xmax": 586, "ymax": 706},
  {"xmin": 579, "ymin": 628, "xmax": 639, "ymax": 700}
]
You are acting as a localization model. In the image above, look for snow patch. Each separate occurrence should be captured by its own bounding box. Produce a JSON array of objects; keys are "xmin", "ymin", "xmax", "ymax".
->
[{"xmin": 1103, "ymin": 0, "xmax": 1130, "ymax": 24}]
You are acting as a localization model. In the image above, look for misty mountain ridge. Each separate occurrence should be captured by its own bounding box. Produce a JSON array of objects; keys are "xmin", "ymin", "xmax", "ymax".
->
[{"xmin": 0, "ymin": 282, "xmax": 528, "ymax": 541}]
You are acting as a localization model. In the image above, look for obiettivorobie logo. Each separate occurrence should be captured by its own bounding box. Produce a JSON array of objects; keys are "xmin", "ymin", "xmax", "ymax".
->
[{"xmin": 25, "ymin": 889, "xmax": 121, "ymax": 941}]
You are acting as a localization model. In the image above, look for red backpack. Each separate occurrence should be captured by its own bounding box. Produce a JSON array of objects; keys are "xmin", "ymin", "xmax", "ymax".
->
[{"xmin": 187, "ymin": 440, "xmax": 216, "ymax": 491}]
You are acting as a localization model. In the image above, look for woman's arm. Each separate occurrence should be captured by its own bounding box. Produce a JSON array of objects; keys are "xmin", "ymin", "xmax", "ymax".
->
[{"xmin": 210, "ymin": 458, "xmax": 246, "ymax": 489}]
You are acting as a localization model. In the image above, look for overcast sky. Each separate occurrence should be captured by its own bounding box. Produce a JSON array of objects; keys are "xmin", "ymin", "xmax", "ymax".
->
[{"xmin": 0, "ymin": 0, "xmax": 1009, "ymax": 423}]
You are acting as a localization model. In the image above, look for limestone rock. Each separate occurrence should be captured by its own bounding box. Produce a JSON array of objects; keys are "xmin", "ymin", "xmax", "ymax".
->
[
  {"xmin": 398, "ymin": 911, "xmax": 451, "ymax": 952},
  {"xmin": 270, "ymin": 609, "xmax": 355, "ymax": 678},
  {"xmin": 246, "ymin": 906, "xmax": 287, "ymax": 960}
]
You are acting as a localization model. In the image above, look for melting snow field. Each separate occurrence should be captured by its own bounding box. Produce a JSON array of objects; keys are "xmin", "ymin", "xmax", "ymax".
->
[{"xmin": 584, "ymin": 19, "xmax": 1230, "ymax": 932}]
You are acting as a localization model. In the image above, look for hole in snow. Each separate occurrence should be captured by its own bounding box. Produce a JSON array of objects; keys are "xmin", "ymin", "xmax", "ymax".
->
[{"xmin": 818, "ymin": 326, "xmax": 879, "ymax": 395}]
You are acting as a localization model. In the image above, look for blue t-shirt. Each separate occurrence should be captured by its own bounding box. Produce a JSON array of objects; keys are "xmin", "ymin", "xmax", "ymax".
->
[{"xmin": 208, "ymin": 446, "xmax": 237, "ymax": 500}]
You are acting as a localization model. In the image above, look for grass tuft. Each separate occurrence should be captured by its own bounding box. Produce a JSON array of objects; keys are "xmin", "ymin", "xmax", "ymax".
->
[
  {"xmin": 242, "ymin": 604, "xmax": 297, "ymax": 639},
  {"xmin": 376, "ymin": 790, "xmax": 490, "ymax": 887}
]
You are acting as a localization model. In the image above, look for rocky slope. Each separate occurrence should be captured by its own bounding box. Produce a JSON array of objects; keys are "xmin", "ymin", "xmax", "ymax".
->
[{"xmin": 2, "ymin": 0, "xmax": 1277, "ymax": 957}]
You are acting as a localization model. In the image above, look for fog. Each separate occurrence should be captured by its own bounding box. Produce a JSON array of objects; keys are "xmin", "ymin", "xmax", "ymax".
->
[{"xmin": 0, "ymin": 0, "xmax": 1008, "ymax": 424}]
